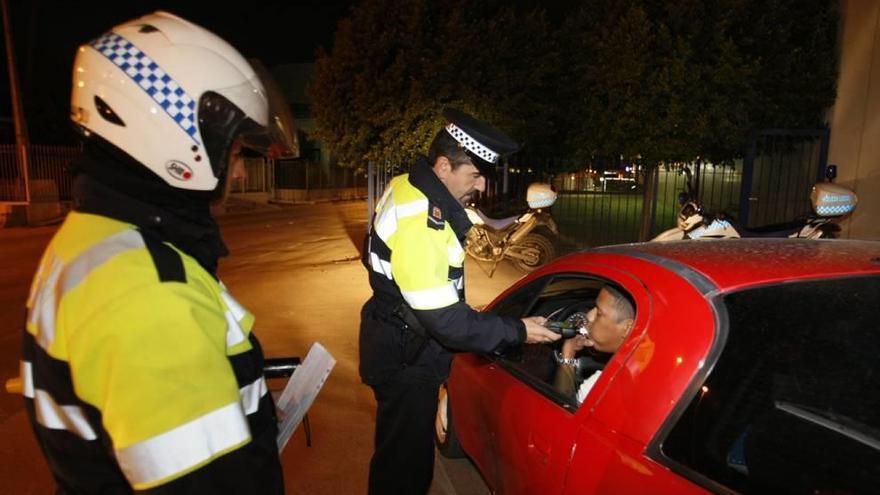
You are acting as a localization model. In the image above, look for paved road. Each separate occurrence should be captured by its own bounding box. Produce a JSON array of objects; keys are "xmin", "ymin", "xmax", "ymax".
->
[{"xmin": 0, "ymin": 200, "xmax": 523, "ymax": 494}]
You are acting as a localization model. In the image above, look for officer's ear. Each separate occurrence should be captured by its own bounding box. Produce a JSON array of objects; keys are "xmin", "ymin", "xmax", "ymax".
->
[{"xmin": 433, "ymin": 156, "xmax": 452, "ymax": 180}]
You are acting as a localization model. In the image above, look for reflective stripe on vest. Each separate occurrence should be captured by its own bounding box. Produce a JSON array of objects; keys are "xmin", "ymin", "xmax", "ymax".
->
[
  {"xmin": 22, "ymin": 358, "xmax": 267, "ymax": 445},
  {"xmin": 400, "ymin": 283, "xmax": 459, "ymax": 310},
  {"xmin": 22, "ymin": 361, "xmax": 98, "ymax": 441},
  {"xmin": 115, "ymin": 401, "xmax": 251, "ymax": 489},
  {"xmin": 28, "ymin": 229, "xmax": 145, "ymax": 351}
]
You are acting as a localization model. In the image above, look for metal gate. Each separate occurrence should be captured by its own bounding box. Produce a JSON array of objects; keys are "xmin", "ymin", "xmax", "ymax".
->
[{"xmin": 740, "ymin": 129, "xmax": 829, "ymax": 228}]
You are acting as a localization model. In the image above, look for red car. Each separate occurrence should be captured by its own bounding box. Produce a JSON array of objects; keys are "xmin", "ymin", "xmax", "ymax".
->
[{"xmin": 437, "ymin": 239, "xmax": 880, "ymax": 494}]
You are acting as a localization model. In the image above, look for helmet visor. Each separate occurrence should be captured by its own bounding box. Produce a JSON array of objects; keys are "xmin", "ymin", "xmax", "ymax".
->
[{"xmin": 238, "ymin": 59, "xmax": 299, "ymax": 159}]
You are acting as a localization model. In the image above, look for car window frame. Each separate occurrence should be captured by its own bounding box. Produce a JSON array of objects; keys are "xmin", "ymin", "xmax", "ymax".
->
[{"xmin": 489, "ymin": 272, "xmax": 631, "ymax": 413}]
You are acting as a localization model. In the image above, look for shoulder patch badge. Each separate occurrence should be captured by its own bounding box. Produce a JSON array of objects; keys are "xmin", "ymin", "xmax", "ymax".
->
[{"xmin": 427, "ymin": 203, "xmax": 444, "ymax": 230}]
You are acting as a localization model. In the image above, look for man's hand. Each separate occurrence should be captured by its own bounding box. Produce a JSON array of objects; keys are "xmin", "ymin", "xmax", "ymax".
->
[
  {"xmin": 561, "ymin": 334, "xmax": 591, "ymax": 359},
  {"xmin": 522, "ymin": 316, "xmax": 562, "ymax": 344}
]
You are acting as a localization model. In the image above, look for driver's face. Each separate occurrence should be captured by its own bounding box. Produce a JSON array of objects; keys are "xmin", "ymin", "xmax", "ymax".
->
[{"xmin": 585, "ymin": 288, "xmax": 633, "ymax": 353}]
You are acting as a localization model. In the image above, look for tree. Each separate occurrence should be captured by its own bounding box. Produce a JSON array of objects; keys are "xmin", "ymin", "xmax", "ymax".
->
[
  {"xmin": 559, "ymin": 0, "xmax": 763, "ymax": 165},
  {"xmin": 309, "ymin": 0, "xmax": 560, "ymax": 166},
  {"xmin": 311, "ymin": 0, "xmax": 839, "ymax": 168},
  {"xmin": 559, "ymin": 0, "xmax": 837, "ymax": 166}
]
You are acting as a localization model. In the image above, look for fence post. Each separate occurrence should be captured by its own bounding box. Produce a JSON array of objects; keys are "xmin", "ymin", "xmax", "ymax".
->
[
  {"xmin": 638, "ymin": 163, "xmax": 659, "ymax": 241},
  {"xmin": 739, "ymin": 133, "xmax": 758, "ymax": 227},
  {"xmin": 2, "ymin": 0, "xmax": 31, "ymax": 204},
  {"xmin": 367, "ymin": 161, "xmax": 374, "ymax": 222},
  {"xmin": 817, "ymin": 127, "xmax": 830, "ymax": 181},
  {"xmin": 502, "ymin": 157, "xmax": 509, "ymax": 195}
]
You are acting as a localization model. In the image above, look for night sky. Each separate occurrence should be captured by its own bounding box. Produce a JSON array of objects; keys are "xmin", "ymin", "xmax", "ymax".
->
[{"xmin": 1, "ymin": 0, "xmax": 355, "ymax": 141}]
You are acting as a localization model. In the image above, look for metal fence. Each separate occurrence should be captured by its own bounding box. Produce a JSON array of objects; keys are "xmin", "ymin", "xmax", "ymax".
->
[
  {"xmin": 366, "ymin": 129, "xmax": 828, "ymax": 253},
  {"xmin": 229, "ymin": 157, "xmax": 274, "ymax": 194},
  {"xmin": 1, "ymin": 143, "xmax": 82, "ymax": 203},
  {"xmin": 275, "ymin": 159, "xmax": 367, "ymax": 190}
]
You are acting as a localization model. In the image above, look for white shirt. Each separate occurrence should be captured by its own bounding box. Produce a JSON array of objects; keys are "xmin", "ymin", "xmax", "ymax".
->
[{"xmin": 576, "ymin": 370, "xmax": 602, "ymax": 404}]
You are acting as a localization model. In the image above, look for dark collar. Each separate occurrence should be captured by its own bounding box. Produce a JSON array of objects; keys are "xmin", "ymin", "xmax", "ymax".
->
[
  {"xmin": 71, "ymin": 172, "xmax": 228, "ymax": 277},
  {"xmin": 408, "ymin": 156, "xmax": 472, "ymax": 240}
]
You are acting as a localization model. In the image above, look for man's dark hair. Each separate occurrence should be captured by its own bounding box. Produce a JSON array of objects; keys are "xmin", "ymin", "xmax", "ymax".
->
[
  {"xmin": 603, "ymin": 285, "xmax": 635, "ymax": 322},
  {"xmin": 428, "ymin": 129, "xmax": 471, "ymax": 170}
]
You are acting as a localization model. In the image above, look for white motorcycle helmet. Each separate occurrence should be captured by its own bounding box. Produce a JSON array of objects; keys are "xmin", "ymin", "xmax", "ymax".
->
[{"xmin": 70, "ymin": 11, "xmax": 297, "ymax": 192}]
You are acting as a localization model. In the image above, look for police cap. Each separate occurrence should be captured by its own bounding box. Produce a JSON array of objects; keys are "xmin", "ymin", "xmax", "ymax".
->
[{"xmin": 443, "ymin": 109, "xmax": 519, "ymax": 176}]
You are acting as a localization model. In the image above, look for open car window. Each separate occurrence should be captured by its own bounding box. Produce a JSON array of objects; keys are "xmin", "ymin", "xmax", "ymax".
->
[{"xmin": 489, "ymin": 275, "xmax": 630, "ymax": 410}]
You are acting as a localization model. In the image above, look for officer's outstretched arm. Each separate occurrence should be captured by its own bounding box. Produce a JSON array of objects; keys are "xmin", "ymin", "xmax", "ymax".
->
[{"xmin": 412, "ymin": 302, "xmax": 525, "ymax": 353}]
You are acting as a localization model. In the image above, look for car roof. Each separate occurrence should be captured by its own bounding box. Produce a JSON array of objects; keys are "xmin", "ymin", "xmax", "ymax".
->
[{"xmin": 591, "ymin": 239, "xmax": 880, "ymax": 292}]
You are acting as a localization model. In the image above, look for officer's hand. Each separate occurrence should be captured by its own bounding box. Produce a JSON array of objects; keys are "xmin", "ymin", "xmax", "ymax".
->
[{"xmin": 522, "ymin": 316, "xmax": 561, "ymax": 344}]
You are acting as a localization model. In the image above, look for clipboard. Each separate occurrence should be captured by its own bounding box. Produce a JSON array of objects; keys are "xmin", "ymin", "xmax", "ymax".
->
[{"xmin": 275, "ymin": 342, "xmax": 336, "ymax": 452}]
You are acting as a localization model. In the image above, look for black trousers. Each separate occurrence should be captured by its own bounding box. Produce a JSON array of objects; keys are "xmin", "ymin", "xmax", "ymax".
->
[{"xmin": 368, "ymin": 365, "xmax": 441, "ymax": 495}]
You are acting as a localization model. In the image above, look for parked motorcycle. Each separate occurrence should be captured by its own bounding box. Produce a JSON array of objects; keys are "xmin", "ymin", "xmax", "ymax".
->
[
  {"xmin": 465, "ymin": 183, "xmax": 559, "ymax": 276},
  {"xmin": 652, "ymin": 165, "xmax": 858, "ymax": 241}
]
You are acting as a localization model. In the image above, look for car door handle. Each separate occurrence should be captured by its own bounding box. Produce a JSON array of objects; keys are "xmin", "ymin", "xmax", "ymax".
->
[{"xmin": 528, "ymin": 432, "xmax": 551, "ymax": 467}]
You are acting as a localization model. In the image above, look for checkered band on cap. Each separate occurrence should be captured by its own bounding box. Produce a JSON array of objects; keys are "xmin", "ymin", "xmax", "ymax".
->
[
  {"xmin": 91, "ymin": 32, "xmax": 201, "ymax": 145},
  {"xmin": 445, "ymin": 123, "xmax": 499, "ymax": 164}
]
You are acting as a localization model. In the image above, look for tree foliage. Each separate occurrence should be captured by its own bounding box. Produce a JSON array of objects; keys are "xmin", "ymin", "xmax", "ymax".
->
[
  {"xmin": 310, "ymin": 0, "xmax": 839, "ymax": 167},
  {"xmin": 309, "ymin": 0, "xmax": 557, "ymax": 166}
]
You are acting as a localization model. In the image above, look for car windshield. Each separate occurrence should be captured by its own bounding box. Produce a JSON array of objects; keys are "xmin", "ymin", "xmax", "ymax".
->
[{"xmin": 662, "ymin": 275, "xmax": 880, "ymax": 494}]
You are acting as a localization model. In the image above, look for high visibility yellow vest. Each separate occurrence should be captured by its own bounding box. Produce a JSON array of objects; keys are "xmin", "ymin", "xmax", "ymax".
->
[
  {"xmin": 23, "ymin": 211, "xmax": 270, "ymax": 490},
  {"xmin": 367, "ymin": 174, "xmax": 466, "ymax": 310}
]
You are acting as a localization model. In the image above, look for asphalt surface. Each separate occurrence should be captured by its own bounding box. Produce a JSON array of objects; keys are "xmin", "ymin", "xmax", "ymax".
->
[{"xmin": 0, "ymin": 199, "xmax": 524, "ymax": 494}]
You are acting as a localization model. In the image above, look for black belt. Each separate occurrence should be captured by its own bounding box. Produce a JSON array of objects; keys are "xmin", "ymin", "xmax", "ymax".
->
[{"xmin": 370, "ymin": 299, "xmax": 429, "ymax": 365}]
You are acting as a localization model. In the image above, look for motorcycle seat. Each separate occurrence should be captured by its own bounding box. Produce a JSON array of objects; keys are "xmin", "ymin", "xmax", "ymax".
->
[
  {"xmin": 735, "ymin": 219, "xmax": 803, "ymax": 238},
  {"xmin": 474, "ymin": 209, "xmax": 520, "ymax": 231}
]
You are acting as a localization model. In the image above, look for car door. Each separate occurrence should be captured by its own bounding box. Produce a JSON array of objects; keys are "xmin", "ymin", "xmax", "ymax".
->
[{"xmin": 470, "ymin": 267, "xmax": 646, "ymax": 494}]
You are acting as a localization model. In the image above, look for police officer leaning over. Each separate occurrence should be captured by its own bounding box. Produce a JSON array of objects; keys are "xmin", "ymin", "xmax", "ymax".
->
[
  {"xmin": 22, "ymin": 11, "xmax": 296, "ymax": 494},
  {"xmin": 360, "ymin": 109, "xmax": 561, "ymax": 494}
]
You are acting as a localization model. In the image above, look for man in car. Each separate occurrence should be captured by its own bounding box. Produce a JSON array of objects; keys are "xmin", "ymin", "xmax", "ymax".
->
[
  {"xmin": 359, "ymin": 109, "xmax": 561, "ymax": 494},
  {"xmin": 553, "ymin": 285, "xmax": 635, "ymax": 403}
]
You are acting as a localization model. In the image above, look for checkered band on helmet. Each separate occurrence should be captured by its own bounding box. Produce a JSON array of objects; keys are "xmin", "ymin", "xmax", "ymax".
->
[
  {"xmin": 91, "ymin": 32, "xmax": 201, "ymax": 145},
  {"xmin": 445, "ymin": 123, "xmax": 499, "ymax": 164},
  {"xmin": 816, "ymin": 204, "xmax": 855, "ymax": 216}
]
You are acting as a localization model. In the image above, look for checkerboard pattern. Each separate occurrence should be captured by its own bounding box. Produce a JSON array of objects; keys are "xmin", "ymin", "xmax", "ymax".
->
[
  {"xmin": 446, "ymin": 123, "xmax": 499, "ymax": 164},
  {"xmin": 816, "ymin": 204, "xmax": 854, "ymax": 216},
  {"xmin": 90, "ymin": 32, "xmax": 201, "ymax": 145}
]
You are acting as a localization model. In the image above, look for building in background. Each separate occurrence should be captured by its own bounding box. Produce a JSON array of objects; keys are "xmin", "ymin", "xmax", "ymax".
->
[{"xmin": 827, "ymin": 0, "xmax": 880, "ymax": 240}]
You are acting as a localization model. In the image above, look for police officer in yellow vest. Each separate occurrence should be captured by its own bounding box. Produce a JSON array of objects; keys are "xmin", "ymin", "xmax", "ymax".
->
[
  {"xmin": 360, "ymin": 109, "xmax": 561, "ymax": 494},
  {"xmin": 22, "ymin": 11, "xmax": 297, "ymax": 494}
]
